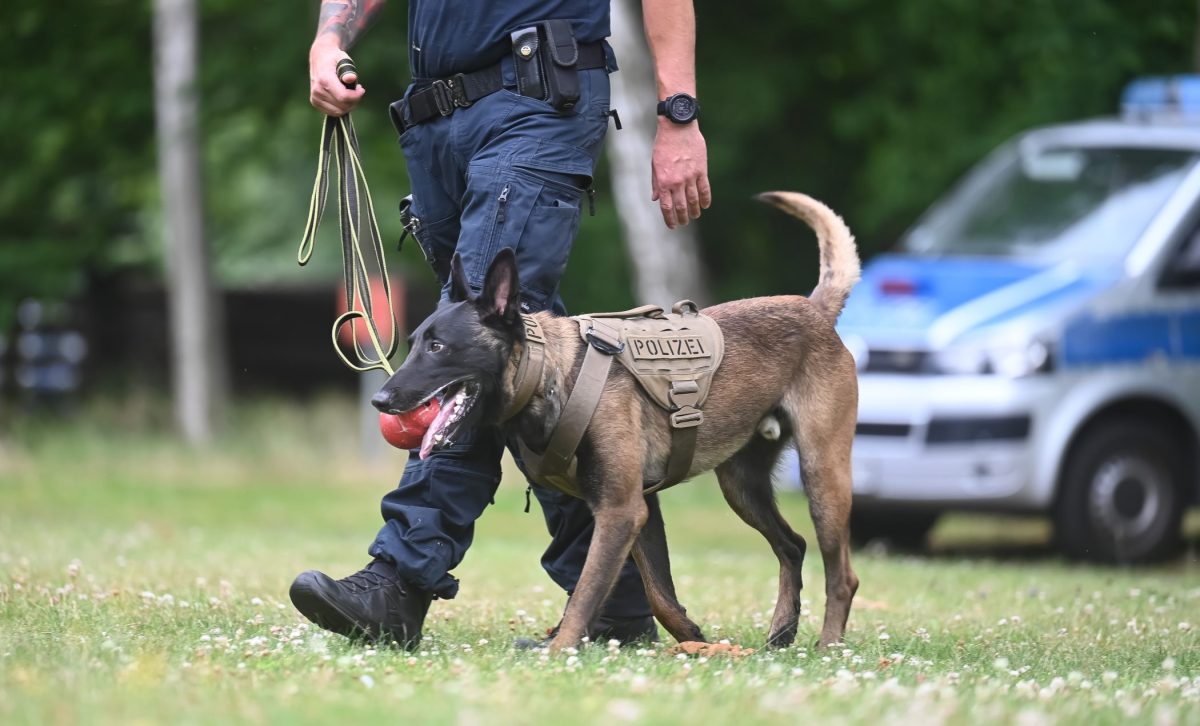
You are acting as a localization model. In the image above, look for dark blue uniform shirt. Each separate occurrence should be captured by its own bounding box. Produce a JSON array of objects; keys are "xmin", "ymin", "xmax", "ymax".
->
[{"xmin": 408, "ymin": 0, "xmax": 610, "ymax": 81}]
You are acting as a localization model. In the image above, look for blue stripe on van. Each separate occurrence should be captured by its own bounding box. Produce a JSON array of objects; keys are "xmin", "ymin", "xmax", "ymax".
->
[{"xmin": 1062, "ymin": 310, "xmax": 1200, "ymax": 366}]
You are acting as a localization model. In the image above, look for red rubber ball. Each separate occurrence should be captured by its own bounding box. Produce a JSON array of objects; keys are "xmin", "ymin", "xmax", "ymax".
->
[{"xmin": 378, "ymin": 398, "xmax": 440, "ymax": 449}]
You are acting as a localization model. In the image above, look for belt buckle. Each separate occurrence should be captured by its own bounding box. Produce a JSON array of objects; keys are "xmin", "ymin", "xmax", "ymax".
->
[{"xmin": 431, "ymin": 75, "xmax": 471, "ymax": 116}]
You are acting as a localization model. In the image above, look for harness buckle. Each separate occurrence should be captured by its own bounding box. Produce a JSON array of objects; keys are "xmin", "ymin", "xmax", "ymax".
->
[
  {"xmin": 670, "ymin": 406, "xmax": 703, "ymax": 429},
  {"xmin": 585, "ymin": 325, "xmax": 625, "ymax": 355},
  {"xmin": 668, "ymin": 379, "xmax": 701, "ymax": 409}
]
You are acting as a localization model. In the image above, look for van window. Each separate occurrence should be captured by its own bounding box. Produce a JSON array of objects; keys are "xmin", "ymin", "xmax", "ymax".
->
[
  {"xmin": 905, "ymin": 146, "xmax": 1199, "ymax": 267},
  {"xmin": 1161, "ymin": 219, "xmax": 1200, "ymax": 288}
]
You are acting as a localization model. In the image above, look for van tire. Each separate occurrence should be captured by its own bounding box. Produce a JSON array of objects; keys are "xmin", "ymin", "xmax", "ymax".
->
[
  {"xmin": 1055, "ymin": 420, "xmax": 1184, "ymax": 563},
  {"xmin": 850, "ymin": 508, "xmax": 939, "ymax": 552}
]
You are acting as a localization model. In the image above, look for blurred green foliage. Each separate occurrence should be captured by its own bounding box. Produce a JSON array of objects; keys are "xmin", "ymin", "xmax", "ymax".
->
[{"xmin": 0, "ymin": 0, "xmax": 1195, "ymax": 327}]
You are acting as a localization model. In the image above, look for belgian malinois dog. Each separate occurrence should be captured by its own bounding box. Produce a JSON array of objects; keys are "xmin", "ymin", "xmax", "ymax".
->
[{"xmin": 371, "ymin": 192, "xmax": 861, "ymax": 652}]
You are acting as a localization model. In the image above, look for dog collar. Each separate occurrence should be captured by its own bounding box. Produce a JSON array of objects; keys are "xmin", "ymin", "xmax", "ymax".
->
[{"xmin": 501, "ymin": 314, "xmax": 547, "ymax": 421}]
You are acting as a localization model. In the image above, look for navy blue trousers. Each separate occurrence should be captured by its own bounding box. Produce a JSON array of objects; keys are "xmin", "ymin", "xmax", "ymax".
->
[{"xmin": 367, "ymin": 62, "xmax": 651, "ymax": 619}]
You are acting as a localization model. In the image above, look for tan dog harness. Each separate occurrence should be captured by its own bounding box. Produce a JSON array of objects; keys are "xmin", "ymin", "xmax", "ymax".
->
[{"xmin": 511, "ymin": 301, "xmax": 724, "ymax": 498}]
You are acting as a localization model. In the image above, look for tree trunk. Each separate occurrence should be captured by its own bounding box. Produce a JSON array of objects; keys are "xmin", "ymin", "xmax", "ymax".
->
[
  {"xmin": 153, "ymin": 0, "xmax": 227, "ymax": 443},
  {"xmin": 607, "ymin": 0, "xmax": 710, "ymax": 307},
  {"xmin": 1195, "ymin": 0, "xmax": 1200, "ymax": 73}
]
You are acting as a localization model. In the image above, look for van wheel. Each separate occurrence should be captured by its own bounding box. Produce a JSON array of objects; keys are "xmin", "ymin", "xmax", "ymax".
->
[
  {"xmin": 1055, "ymin": 420, "xmax": 1184, "ymax": 563},
  {"xmin": 850, "ymin": 508, "xmax": 939, "ymax": 552}
]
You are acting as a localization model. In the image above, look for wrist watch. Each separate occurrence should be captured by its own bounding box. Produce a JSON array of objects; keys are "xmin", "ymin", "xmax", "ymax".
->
[{"xmin": 656, "ymin": 93, "xmax": 700, "ymax": 124}]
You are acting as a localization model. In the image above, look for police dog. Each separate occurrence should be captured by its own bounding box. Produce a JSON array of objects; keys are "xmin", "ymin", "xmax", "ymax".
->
[{"xmin": 372, "ymin": 192, "xmax": 860, "ymax": 652}]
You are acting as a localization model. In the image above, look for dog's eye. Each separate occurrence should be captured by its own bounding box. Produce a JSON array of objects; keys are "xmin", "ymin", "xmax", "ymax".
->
[{"xmin": 428, "ymin": 341, "xmax": 444, "ymax": 353}]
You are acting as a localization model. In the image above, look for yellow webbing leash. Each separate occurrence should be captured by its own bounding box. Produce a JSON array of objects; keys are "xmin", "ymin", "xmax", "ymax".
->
[{"xmin": 298, "ymin": 59, "xmax": 398, "ymax": 376}]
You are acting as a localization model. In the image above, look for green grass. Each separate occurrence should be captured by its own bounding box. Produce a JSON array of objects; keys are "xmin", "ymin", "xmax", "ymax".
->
[{"xmin": 1, "ymin": 397, "xmax": 1198, "ymax": 725}]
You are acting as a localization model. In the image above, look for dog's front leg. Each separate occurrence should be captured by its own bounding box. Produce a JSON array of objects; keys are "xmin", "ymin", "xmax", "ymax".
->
[{"xmin": 549, "ymin": 492, "xmax": 648, "ymax": 654}]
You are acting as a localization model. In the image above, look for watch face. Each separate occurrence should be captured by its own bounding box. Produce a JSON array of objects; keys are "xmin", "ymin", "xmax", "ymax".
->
[{"xmin": 669, "ymin": 95, "xmax": 696, "ymax": 122}]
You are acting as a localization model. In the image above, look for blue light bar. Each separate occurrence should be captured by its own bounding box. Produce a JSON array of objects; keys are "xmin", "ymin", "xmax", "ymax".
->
[{"xmin": 1121, "ymin": 75, "xmax": 1200, "ymax": 120}]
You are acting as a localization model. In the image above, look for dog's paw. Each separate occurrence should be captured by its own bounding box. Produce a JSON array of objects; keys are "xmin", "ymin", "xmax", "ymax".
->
[{"xmin": 757, "ymin": 415, "xmax": 781, "ymax": 441}]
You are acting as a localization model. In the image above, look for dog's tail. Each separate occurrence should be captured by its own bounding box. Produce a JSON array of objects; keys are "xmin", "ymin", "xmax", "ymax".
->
[{"xmin": 757, "ymin": 191, "xmax": 861, "ymax": 325}]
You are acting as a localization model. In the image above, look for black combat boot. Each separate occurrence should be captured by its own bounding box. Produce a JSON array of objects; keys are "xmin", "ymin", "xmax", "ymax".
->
[{"xmin": 289, "ymin": 559, "xmax": 432, "ymax": 648}]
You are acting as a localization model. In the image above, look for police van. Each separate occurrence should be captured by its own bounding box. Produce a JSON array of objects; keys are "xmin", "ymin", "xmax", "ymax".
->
[{"xmin": 813, "ymin": 77, "xmax": 1200, "ymax": 563}]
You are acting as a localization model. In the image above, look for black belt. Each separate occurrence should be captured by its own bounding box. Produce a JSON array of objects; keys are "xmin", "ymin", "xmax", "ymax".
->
[{"xmin": 398, "ymin": 41, "xmax": 607, "ymax": 130}]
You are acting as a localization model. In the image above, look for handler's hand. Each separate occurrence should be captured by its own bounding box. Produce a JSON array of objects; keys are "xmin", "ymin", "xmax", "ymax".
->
[
  {"xmin": 309, "ymin": 36, "xmax": 365, "ymax": 116},
  {"xmin": 651, "ymin": 121, "xmax": 712, "ymax": 229}
]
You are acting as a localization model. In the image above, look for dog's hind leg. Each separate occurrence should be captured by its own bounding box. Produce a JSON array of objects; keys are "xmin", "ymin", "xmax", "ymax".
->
[
  {"xmin": 630, "ymin": 493, "xmax": 706, "ymax": 643},
  {"xmin": 789, "ymin": 384, "xmax": 859, "ymax": 648},
  {"xmin": 715, "ymin": 435, "xmax": 808, "ymax": 647}
]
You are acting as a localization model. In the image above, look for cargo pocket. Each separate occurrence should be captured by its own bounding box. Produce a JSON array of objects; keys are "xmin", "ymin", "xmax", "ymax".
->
[
  {"xmin": 510, "ymin": 169, "xmax": 585, "ymax": 310},
  {"xmin": 461, "ymin": 162, "xmax": 587, "ymax": 309},
  {"xmin": 517, "ymin": 196, "xmax": 582, "ymax": 308}
]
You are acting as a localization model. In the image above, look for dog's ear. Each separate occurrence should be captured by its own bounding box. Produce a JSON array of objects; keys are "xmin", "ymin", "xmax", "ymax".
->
[
  {"xmin": 480, "ymin": 247, "xmax": 521, "ymax": 324},
  {"xmin": 448, "ymin": 253, "xmax": 472, "ymax": 303}
]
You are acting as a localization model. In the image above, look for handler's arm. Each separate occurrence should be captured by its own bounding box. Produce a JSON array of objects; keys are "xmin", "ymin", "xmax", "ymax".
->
[
  {"xmin": 309, "ymin": 0, "xmax": 387, "ymax": 116},
  {"xmin": 642, "ymin": 0, "xmax": 711, "ymax": 229}
]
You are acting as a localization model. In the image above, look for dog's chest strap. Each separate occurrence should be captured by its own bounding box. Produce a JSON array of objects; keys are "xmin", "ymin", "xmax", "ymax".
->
[{"xmin": 516, "ymin": 302, "xmax": 724, "ymax": 497}]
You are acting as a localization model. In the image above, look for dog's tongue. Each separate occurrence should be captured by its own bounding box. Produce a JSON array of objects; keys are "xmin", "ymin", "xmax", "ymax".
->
[{"xmin": 418, "ymin": 393, "xmax": 459, "ymax": 459}]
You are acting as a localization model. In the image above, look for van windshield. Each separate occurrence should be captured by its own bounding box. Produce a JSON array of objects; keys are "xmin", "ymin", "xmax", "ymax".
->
[{"xmin": 904, "ymin": 145, "xmax": 1199, "ymax": 264}]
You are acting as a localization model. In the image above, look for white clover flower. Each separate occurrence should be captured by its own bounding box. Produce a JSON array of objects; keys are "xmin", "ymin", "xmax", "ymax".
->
[{"xmin": 359, "ymin": 674, "xmax": 374, "ymax": 688}]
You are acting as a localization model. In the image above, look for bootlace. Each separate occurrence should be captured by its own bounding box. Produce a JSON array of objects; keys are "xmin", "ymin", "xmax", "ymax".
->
[{"xmin": 342, "ymin": 564, "xmax": 399, "ymax": 593}]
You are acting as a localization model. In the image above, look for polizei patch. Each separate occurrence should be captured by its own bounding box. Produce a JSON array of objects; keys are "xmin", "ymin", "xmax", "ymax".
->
[{"xmin": 627, "ymin": 335, "xmax": 709, "ymax": 360}]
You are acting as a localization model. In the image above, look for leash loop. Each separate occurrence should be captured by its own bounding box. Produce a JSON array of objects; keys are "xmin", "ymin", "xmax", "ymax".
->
[{"xmin": 299, "ymin": 108, "xmax": 398, "ymax": 376}]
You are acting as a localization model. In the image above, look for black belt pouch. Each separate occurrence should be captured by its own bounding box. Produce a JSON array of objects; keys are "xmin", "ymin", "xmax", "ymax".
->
[
  {"xmin": 539, "ymin": 20, "xmax": 580, "ymax": 111},
  {"xmin": 511, "ymin": 26, "xmax": 545, "ymax": 101}
]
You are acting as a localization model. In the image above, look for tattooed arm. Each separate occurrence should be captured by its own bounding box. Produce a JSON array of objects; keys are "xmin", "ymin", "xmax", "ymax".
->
[{"xmin": 309, "ymin": 0, "xmax": 387, "ymax": 116}]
